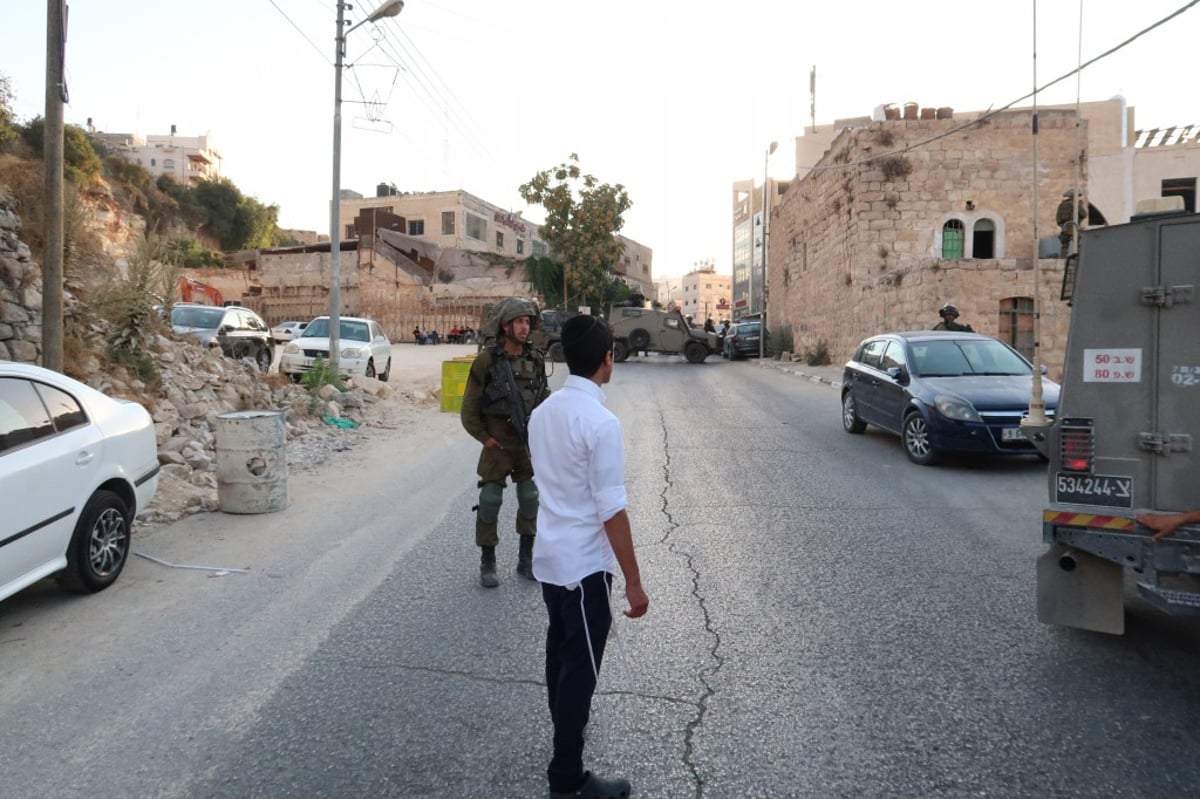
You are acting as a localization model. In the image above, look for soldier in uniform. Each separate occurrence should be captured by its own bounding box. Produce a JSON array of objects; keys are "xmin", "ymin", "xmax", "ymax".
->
[
  {"xmin": 933, "ymin": 302, "xmax": 974, "ymax": 332},
  {"xmin": 460, "ymin": 297, "xmax": 551, "ymax": 587}
]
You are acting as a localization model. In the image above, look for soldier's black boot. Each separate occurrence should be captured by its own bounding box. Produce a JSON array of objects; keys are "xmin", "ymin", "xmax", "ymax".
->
[
  {"xmin": 479, "ymin": 546, "xmax": 499, "ymax": 588},
  {"xmin": 516, "ymin": 535, "xmax": 536, "ymax": 581}
]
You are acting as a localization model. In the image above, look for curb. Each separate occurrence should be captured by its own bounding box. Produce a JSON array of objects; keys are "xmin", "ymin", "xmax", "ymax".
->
[{"xmin": 757, "ymin": 360, "xmax": 843, "ymax": 390}]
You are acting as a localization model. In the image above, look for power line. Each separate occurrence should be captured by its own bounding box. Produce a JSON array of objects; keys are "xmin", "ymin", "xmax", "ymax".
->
[
  {"xmin": 801, "ymin": 0, "xmax": 1199, "ymax": 174},
  {"xmin": 265, "ymin": 0, "xmax": 331, "ymax": 64}
]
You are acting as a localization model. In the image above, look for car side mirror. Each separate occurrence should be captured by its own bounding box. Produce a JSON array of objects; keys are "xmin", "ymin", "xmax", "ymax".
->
[
  {"xmin": 1040, "ymin": 364, "xmax": 1048, "ymax": 375},
  {"xmin": 219, "ymin": 324, "xmax": 233, "ymax": 335},
  {"xmin": 887, "ymin": 365, "xmax": 910, "ymax": 384}
]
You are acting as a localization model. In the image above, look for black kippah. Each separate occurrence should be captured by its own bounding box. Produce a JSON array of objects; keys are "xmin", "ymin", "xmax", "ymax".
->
[{"xmin": 561, "ymin": 315, "xmax": 611, "ymax": 377}]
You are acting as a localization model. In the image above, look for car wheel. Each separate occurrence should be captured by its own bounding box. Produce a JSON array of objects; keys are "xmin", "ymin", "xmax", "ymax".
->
[
  {"xmin": 548, "ymin": 341, "xmax": 565, "ymax": 363},
  {"xmin": 842, "ymin": 391, "xmax": 867, "ymax": 434},
  {"xmin": 255, "ymin": 346, "xmax": 272, "ymax": 373},
  {"xmin": 903, "ymin": 411, "xmax": 938, "ymax": 465},
  {"xmin": 378, "ymin": 358, "xmax": 391, "ymax": 382},
  {"xmin": 629, "ymin": 328, "xmax": 650, "ymax": 350},
  {"xmin": 613, "ymin": 340, "xmax": 629, "ymax": 363},
  {"xmin": 365, "ymin": 359, "xmax": 376, "ymax": 379},
  {"xmin": 684, "ymin": 341, "xmax": 707, "ymax": 364},
  {"xmin": 56, "ymin": 489, "xmax": 131, "ymax": 594}
]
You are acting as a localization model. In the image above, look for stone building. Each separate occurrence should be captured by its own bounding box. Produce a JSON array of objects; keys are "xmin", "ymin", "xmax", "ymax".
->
[
  {"xmin": 766, "ymin": 104, "xmax": 1099, "ymax": 378},
  {"xmin": 759, "ymin": 98, "xmax": 1200, "ymax": 378},
  {"xmin": 338, "ymin": 186, "xmax": 656, "ymax": 299},
  {"xmin": 677, "ymin": 265, "xmax": 732, "ymax": 325},
  {"xmin": 92, "ymin": 128, "xmax": 222, "ymax": 186}
]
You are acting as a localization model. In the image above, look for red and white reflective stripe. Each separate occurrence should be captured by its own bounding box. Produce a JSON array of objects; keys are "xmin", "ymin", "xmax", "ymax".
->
[{"xmin": 1043, "ymin": 510, "xmax": 1134, "ymax": 530}]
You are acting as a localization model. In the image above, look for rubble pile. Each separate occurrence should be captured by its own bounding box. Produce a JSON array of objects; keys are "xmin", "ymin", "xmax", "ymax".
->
[{"xmin": 80, "ymin": 335, "xmax": 404, "ymax": 525}]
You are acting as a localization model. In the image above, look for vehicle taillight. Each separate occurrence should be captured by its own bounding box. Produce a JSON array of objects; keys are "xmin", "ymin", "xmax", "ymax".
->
[{"xmin": 1060, "ymin": 419, "xmax": 1094, "ymax": 472}]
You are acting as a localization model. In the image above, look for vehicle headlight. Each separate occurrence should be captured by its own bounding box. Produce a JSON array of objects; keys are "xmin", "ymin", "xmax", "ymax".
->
[
  {"xmin": 284, "ymin": 343, "xmax": 300, "ymax": 354},
  {"xmin": 934, "ymin": 395, "xmax": 981, "ymax": 422},
  {"xmin": 341, "ymin": 346, "xmax": 366, "ymax": 359}
]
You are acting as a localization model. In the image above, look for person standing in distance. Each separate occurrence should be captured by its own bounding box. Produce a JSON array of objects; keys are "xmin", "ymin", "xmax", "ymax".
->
[
  {"xmin": 932, "ymin": 302, "xmax": 974, "ymax": 332},
  {"xmin": 529, "ymin": 314, "xmax": 649, "ymax": 799},
  {"xmin": 460, "ymin": 297, "xmax": 550, "ymax": 587}
]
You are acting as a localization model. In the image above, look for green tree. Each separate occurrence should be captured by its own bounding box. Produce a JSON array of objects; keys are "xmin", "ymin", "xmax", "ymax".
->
[
  {"xmin": 523, "ymin": 255, "xmax": 564, "ymax": 308},
  {"xmin": 192, "ymin": 178, "xmax": 279, "ymax": 251},
  {"xmin": 518, "ymin": 154, "xmax": 632, "ymax": 305},
  {"xmin": 18, "ymin": 117, "xmax": 103, "ymax": 182},
  {"xmin": 0, "ymin": 73, "xmax": 17, "ymax": 152}
]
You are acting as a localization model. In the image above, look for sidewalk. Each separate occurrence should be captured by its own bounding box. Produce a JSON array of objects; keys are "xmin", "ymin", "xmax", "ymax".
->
[{"xmin": 756, "ymin": 357, "xmax": 844, "ymax": 389}]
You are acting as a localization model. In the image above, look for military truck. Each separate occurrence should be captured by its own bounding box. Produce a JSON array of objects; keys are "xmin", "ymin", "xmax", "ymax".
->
[
  {"xmin": 536, "ymin": 308, "xmax": 568, "ymax": 362},
  {"xmin": 608, "ymin": 303, "xmax": 721, "ymax": 363},
  {"xmin": 1028, "ymin": 200, "xmax": 1200, "ymax": 634}
]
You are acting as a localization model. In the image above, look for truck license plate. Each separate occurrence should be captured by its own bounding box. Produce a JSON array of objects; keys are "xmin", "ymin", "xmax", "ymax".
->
[
  {"xmin": 1001, "ymin": 427, "xmax": 1025, "ymax": 441},
  {"xmin": 1054, "ymin": 473, "xmax": 1134, "ymax": 508}
]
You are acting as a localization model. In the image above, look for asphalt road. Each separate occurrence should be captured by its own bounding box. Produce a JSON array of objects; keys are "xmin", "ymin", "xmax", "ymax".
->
[{"xmin": 2, "ymin": 353, "xmax": 1199, "ymax": 798}]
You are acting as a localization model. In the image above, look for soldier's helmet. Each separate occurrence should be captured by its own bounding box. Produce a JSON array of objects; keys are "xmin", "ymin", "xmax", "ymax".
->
[
  {"xmin": 489, "ymin": 297, "xmax": 541, "ymax": 335},
  {"xmin": 939, "ymin": 302, "xmax": 961, "ymax": 318}
]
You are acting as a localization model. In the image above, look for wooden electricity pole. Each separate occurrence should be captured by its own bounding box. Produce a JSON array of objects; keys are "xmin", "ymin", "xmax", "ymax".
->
[{"xmin": 42, "ymin": 0, "xmax": 67, "ymax": 371}]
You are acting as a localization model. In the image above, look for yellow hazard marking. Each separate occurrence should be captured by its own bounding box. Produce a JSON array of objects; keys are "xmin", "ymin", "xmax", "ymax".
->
[{"xmin": 1043, "ymin": 510, "xmax": 1135, "ymax": 530}]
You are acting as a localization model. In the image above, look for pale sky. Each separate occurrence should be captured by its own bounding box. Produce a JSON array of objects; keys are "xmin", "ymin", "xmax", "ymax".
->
[{"xmin": 5, "ymin": 1, "xmax": 1197, "ymax": 278}]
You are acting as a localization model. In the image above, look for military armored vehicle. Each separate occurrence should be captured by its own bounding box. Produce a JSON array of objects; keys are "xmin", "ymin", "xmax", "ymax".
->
[
  {"xmin": 608, "ymin": 304, "xmax": 720, "ymax": 363},
  {"xmin": 1027, "ymin": 199, "xmax": 1200, "ymax": 634}
]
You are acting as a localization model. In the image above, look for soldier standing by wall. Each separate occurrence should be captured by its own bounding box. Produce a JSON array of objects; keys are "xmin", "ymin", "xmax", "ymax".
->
[
  {"xmin": 460, "ymin": 297, "xmax": 551, "ymax": 587},
  {"xmin": 932, "ymin": 303, "xmax": 974, "ymax": 332}
]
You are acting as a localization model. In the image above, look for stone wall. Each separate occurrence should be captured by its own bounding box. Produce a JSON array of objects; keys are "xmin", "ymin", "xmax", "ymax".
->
[
  {"xmin": 770, "ymin": 109, "xmax": 1080, "ymax": 379},
  {"xmin": 0, "ymin": 193, "xmax": 42, "ymax": 363}
]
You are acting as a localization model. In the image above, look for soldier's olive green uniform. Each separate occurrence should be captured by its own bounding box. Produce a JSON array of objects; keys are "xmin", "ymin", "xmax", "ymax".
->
[{"xmin": 460, "ymin": 343, "xmax": 550, "ymax": 547}]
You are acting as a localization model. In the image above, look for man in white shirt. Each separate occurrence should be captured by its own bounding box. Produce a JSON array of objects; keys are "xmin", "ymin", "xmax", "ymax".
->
[{"xmin": 529, "ymin": 314, "xmax": 650, "ymax": 799}]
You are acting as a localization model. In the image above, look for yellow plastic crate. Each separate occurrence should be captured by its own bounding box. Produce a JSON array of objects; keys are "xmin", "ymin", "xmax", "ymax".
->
[{"xmin": 441, "ymin": 359, "xmax": 474, "ymax": 413}]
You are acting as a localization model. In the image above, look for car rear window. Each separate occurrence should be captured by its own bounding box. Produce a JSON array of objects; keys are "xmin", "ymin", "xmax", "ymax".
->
[
  {"xmin": 171, "ymin": 305, "xmax": 224, "ymax": 329},
  {"xmin": 0, "ymin": 378, "xmax": 55, "ymax": 453}
]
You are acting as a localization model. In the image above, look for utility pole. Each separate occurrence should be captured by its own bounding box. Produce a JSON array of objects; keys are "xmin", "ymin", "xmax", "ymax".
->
[{"xmin": 42, "ymin": 0, "xmax": 67, "ymax": 372}]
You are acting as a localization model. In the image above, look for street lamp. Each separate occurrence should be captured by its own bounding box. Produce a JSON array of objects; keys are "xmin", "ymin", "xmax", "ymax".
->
[
  {"xmin": 329, "ymin": 0, "xmax": 404, "ymax": 375},
  {"xmin": 760, "ymin": 140, "xmax": 777, "ymax": 359}
]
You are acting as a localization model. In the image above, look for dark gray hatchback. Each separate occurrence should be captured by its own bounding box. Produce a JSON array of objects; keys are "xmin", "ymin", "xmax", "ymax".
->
[
  {"xmin": 170, "ymin": 303, "xmax": 275, "ymax": 372},
  {"xmin": 723, "ymin": 320, "xmax": 764, "ymax": 360},
  {"xmin": 841, "ymin": 330, "xmax": 1059, "ymax": 465}
]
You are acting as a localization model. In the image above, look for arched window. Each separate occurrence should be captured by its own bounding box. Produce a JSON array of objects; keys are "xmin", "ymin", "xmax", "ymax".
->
[
  {"xmin": 942, "ymin": 220, "xmax": 964, "ymax": 259},
  {"xmin": 999, "ymin": 297, "xmax": 1034, "ymax": 360},
  {"xmin": 972, "ymin": 219, "xmax": 995, "ymax": 259}
]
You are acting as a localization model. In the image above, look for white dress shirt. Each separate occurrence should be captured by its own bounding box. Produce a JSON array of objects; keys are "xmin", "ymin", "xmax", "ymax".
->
[{"xmin": 528, "ymin": 375, "xmax": 627, "ymax": 586}]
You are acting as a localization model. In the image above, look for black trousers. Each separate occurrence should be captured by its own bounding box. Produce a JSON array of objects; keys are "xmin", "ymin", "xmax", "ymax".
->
[{"xmin": 542, "ymin": 571, "xmax": 613, "ymax": 792}]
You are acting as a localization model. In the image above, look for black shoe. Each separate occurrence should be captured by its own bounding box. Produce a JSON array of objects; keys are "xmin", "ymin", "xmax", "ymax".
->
[
  {"xmin": 479, "ymin": 561, "xmax": 499, "ymax": 588},
  {"xmin": 549, "ymin": 772, "xmax": 631, "ymax": 798},
  {"xmin": 516, "ymin": 557, "xmax": 536, "ymax": 581}
]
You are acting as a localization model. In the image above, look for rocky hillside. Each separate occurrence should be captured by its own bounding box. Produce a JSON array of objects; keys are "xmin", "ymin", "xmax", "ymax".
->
[{"xmin": 1, "ymin": 189, "xmax": 442, "ymax": 524}]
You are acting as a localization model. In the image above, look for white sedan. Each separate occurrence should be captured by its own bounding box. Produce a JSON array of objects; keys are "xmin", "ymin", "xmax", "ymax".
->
[
  {"xmin": 0, "ymin": 361, "xmax": 160, "ymax": 603},
  {"xmin": 269, "ymin": 320, "xmax": 308, "ymax": 343},
  {"xmin": 278, "ymin": 316, "xmax": 392, "ymax": 382}
]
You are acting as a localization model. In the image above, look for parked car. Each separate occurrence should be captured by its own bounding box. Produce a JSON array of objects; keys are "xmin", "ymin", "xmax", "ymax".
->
[
  {"xmin": 0, "ymin": 361, "xmax": 160, "ymax": 602},
  {"xmin": 170, "ymin": 303, "xmax": 275, "ymax": 372},
  {"xmin": 724, "ymin": 320, "xmax": 765, "ymax": 360},
  {"xmin": 840, "ymin": 331, "xmax": 1059, "ymax": 465},
  {"xmin": 279, "ymin": 316, "xmax": 392, "ymax": 382},
  {"xmin": 269, "ymin": 320, "xmax": 308, "ymax": 343}
]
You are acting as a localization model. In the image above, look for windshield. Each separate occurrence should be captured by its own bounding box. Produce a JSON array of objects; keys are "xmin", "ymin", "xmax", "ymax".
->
[
  {"xmin": 910, "ymin": 339, "xmax": 1033, "ymax": 377},
  {"xmin": 301, "ymin": 318, "xmax": 370, "ymax": 342},
  {"xmin": 171, "ymin": 305, "xmax": 224, "ymax": 329}
]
